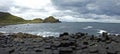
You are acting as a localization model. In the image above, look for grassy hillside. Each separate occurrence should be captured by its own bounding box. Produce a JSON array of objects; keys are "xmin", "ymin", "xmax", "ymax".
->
[
  {"xmin": 0, "ymin": 12, "xmax": 25, "ymax": 25},
  {"xmin": 30, "ymin": 18, "xmax": 43, "ymax": 23},
  {"xmin": 0, "ymin": 12, "xmax": 61, "ymax": 25},
  {"xmin": 43, "ymin": 16, "xmax": 61, "ymax": 23}
]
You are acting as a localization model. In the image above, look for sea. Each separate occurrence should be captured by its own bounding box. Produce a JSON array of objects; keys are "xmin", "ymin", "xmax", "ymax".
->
[{"xmin": 0, "ymin": 22, "xmax": 120, "ymax": 37}]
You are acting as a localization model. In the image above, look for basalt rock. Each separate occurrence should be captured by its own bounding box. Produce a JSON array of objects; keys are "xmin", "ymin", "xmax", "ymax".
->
[{"xmin": 0, "ymin": 32, "xmax": 120, "ymax": 54}]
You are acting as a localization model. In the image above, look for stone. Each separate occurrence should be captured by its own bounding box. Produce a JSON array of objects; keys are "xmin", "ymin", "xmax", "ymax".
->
[
  {"xmin": 98, "ymin": 50, "xmax": 107, "ymax": 54},
  {"xmin": 19, "ymin": 51, "xmax": 37, "ymax": 54},
  {"xmin": 69, "ymin": 46, "xmax": 76, "ymax": 50},
  {"xmin": 0, "ymin": 49, "xmax": 9, "ymax": 54},
  {"xmin": 107, "ymin": 49, "xmax": 116, "ymax": 54},
  {"xmin": 117, "ymin": 52, "xmax": 120, "ymax": 54},
  {"xmin": 61, "ymin": 36, "xmax": 69, "ymax": 40},
  {"xmin": 8, "ymin": 48, "xmax": 15, "ymax": 54},
  {"xmin": 44, "ymin": 43, "xmax": 51, "ymax": 49},
  {"xmin": 83, "ymin": 41, "xmax": 89, "ymax": 45},
  {"xmin": 81, "ymin": 49, "xmax": 89, "ymax": 54},
  {"xmin": 60, "ymin": 32, "xmax": 69, "ymax": 37},
  {"xmin": 53, "ymin": 41, "xmax": 61, "ymax": 47},
  {"xmin": 59, "ymin": 51, "xmax": 73, "ymax": 54},
  {"xmin": 53, "ymin": 50, "xmax": 59, "ymax": 54},
  {"xmin": 81, "ymin": 45, "xmax": 88, "ymax": 49},
  {"xmin": 43, "ymin": 49, "xmax": 52, "ymax": 54},
  {"xmin": 89, "ymin": 47, "xmax": 98, "ymax": 53},
  {"xmin": 76, "ymin": 50, "xmax": 82, "ymax": 54},
  {"xmin": 20, "ymin": 47, "xmax": 28, "ymax": 51},
  {"xmin": 98, "ymin": 48, "xmax": 107, "ymax": 54},
  {"xmin": 34, "ymin": 48, "xmax": 43, "ymax": 52},
  {"xmin": 106, "ymin": 46, "xmax": 117, "ymax": 54},
  {"xmin": 58, "ymin": 47, "xmax": 73, "ymax": 51}
]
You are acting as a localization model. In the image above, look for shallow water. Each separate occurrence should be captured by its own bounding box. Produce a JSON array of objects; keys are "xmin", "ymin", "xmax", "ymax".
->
[{"xmin": 0, "ymin": 22, "xmax": 120, "ymax": 37}]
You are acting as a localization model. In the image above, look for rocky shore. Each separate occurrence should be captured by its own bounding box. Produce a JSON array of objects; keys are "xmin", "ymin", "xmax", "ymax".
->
[{"xmin": 0, "ymin": 32, "xmax": 120, "ymax": 54}]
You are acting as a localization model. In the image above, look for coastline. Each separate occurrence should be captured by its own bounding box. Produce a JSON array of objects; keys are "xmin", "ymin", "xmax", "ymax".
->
[{"xmin": 0, "ymin": 32, "xmax": 120, "ymax": 54}]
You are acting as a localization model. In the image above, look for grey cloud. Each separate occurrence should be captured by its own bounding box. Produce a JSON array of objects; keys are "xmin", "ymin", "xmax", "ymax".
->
[
  {"xmin": 0, "ymin": 0, "xmax": 47, "ymax": 14},
  {"xmin": 0, "ymin": 0, "xmax": 14, "ymax": 12},
  {"xmin": 51, "ymin": 0, "xmax": 120, "ymax": 20},
  {"xmin": 9, "ymin": 5, "xmax": 48, "ymax": 15}
]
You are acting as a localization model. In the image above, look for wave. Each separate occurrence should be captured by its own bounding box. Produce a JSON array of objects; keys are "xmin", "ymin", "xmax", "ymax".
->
[
  {"xmin": 0, "ymin": 31, "xmax": 60, "ymax": 37},
  {"xmin": 97, "ymin": 29, "xmax": 107, "ymax": 34},
  {"xmin": 26, "ymin": 32, "xmax": 60, "ymax": 37},
  {"xmin": 83, "ymin": 26, "xmax": 93, "ymax": 29}
]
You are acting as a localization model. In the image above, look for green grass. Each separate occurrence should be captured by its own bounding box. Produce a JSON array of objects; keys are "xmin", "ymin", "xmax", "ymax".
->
[{"xmin": 0, "ymin": 12, "xmax": 60, "ymax": 26}]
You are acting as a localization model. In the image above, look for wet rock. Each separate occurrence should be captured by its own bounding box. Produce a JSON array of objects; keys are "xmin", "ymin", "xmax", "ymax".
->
[
  {"xmin": 58, "ymin": 47, "xmax": 73, "ymax": 51},
  {"xmin": 98, "ymin": 49, "xmax": 107, "ymax": 54},
  {"xmin": 106, "ymin": 44, "xmax": 117, "ymax": 54},
  {"xmin": 35, "ymin": 48, "xmax": 43, "ymax": 52},
  {"xmin": 117, "ymin": 52, "xmax": 120, "ymax": 54},
  {"xmin": 114, "ymin": 44, "xmax": 120, "ymax": 52},
  {"xmin": 93, "ymin": 45, "xmax": 106, "ymax": 54},
  {"xmin": 53, "ymin": 41, "xmax": 61, "ymax": 47},
  {"xmin": 89, "ymin": 47, "xmax": 98, "ymax": 53},
  {"xmin": 59, "ymin": 51, "xmax": 73, "ymax": 54},
  {"xmin": 61, "ymin": 35, "xmax": 69, "ymax": 40},
  {"xmin": 20, "ymin": 47, "xmax": 28, "ymax": 51},
  {"xmin": 60, "ymin": 32, "xmax": 69, "ymax": 37},
  {"xmin": 0, "ymin": 48, "xmax": 9, "ymax": 54},
  {"xmin": 76, "ymin": 50, "xmax": 82, "ymax": 54},
  {"xmin": 59, "ymin": 47, "xmax": 73, "ymax": 54},
  {"xmin": 44, "ymin": 43, "xmax": 51, "ymax": 49},
  {"xmin": 83, "ymin": 41, "xmax": 89, "ymax": 45},
  {"xmin": 90, "ymin": 35, "xmax": 95, "ymax": 41},
  {"xmin": 19, "ymin": 51, "xmax": 37, "ymax": 54},
  {"xmin": 69, "ymin": 46, "xmax": 76, "ymax": 50},
  {"xmin": 107, "ymin": 49, "xmax": 116, "ymax": 54},
  {"xmin": 53, "ymin": 50, "xmax": 59, "ymax": 54},
  {"xmin": 8, "ymin": 48, "xmax": 15, "ymax": 54},
  {"xmin": 43, "ymin": 49, "xmax": 52, "ymax": 54},
  {"xmin": 102, "ymin": 32, "xmax": 109, "ymax": 40},
  {"xmin": 0, "ymin": 32, "xmax": 120, "ymax": 54},
  {"xmin": 81, "ymin": 49, "xmax": 89, "ymax": 54},
  {"xmin": 60, "ymin": 40, "xmax": 75, "ymax": 47}
]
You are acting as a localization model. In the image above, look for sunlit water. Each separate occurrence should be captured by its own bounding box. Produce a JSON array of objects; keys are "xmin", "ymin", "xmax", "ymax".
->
[{"xmin": 0, "ymin": 22, "xmax": 120, "ymax": 37}]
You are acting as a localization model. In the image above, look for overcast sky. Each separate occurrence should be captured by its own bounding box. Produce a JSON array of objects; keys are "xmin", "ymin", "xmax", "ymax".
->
[{"xmin": 0, "ymin": 0, "xmax": 120, "ymax": 23}]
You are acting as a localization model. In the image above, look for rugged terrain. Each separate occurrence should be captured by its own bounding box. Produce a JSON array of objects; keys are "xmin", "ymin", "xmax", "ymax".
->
[{"xmin": 0, "ymin": 32, "xmax": 120, "ymax": 54}]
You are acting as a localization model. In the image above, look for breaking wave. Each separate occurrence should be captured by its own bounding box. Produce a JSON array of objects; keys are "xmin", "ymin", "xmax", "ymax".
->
[
  {"xmin": 97, "ymin": 29, "xmax": 107, "ymax": 34},
  {"xmin": 83, "ymin": 26, "xmax": 93, "ymax": 29}
]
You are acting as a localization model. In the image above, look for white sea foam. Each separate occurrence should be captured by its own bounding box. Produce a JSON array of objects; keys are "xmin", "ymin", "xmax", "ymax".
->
[
  {"xmin": 27, "ymin": 32, "xmax": 60, "ymax": 37},
  {"xmin": 0, "ymin": 31, "xmax": 60, "ymax": 37},
  {"xmin": 115, "ymin": 34, "xmax": 120, "ymax": 36},
  {"xmin": 97, "ymin": 29, "xmax": 107, "ymax": 34},
  {"xmin": 83, "ymin": 26, "xmax": 93, "ymax": 29},
  {"xmin": 0, "ymin": 31, "xmax": 7, "ymax": 33}
]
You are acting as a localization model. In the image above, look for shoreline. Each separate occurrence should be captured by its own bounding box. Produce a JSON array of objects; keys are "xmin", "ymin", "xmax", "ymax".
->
[{"xmin": 0, "ymin": 32, "xmax": 120, "ymax": 54}]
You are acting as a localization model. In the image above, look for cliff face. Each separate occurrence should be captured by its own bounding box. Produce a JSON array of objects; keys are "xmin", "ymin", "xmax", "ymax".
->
[{"xmin": 43, "ymin": 16, "xmax": 61, "ymax": 23}]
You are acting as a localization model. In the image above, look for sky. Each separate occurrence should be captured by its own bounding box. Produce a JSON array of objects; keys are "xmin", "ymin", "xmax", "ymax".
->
[{"xmin": 0, "ymin": 0, "xmax": 120, "ymax": 23}]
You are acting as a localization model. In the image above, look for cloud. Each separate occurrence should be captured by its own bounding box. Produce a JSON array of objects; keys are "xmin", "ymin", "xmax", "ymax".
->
[
  {"xmin": 9, "ymin": 0, "xmax": 59, "ymax": 20},
  {"xmin": 58, "ymin": 15, "xmax": 97, "ymax": 22},
  {"xmin": 52, "ymin": 0, "xmax": 120, "ymax": 15},
  {"xmin": 51, "ymin": 0, "xmax": 120, "ymax": 23},
  {"xmin": 0, "ymin": 0, "xmax": 120, "ymax": 23},
  {"xmin": 0, "ymin": 0, "xmax": 14, "ymax": 12}
]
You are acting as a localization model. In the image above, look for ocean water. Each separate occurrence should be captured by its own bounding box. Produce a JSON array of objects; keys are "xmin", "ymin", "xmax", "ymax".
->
[{"xmin": 0, "ymin": 22, "xmax": 120, "ymax": 37}]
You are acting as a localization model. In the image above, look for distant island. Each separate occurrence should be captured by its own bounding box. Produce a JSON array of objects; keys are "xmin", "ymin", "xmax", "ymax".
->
[{"xmin": 0, "ymin": 12, "xmax": 61, "ymax": 25}]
